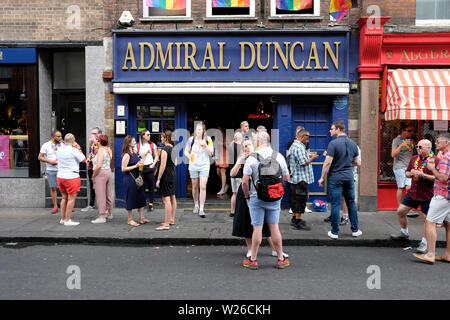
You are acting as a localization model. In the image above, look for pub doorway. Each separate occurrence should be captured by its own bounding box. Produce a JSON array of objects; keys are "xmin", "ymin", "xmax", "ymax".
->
[{"xmin": 186, "ymin": 95, "xmax": 275, "ymax": 199}]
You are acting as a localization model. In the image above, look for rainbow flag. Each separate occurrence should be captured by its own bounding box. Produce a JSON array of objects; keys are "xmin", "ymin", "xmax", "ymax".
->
[
  {"xmin": 329, "ymin": 0, "xmax": 352, "ymax": 22},
  {"xmin": 276, "ymin": 0, "xmax": 313, "ymax": 11},
  {"xmin": 146, "ymin": 0, "xmax": 186, "ymax": 10},
  {"xmin": 212, "ymin": 0, "xmax": 250, "ymax": 7}
]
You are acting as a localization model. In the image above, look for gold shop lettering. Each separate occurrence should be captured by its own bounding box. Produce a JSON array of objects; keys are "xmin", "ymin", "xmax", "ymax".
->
[{"xmin": 122, "ymin": 41, "xmax": 340, "ymax": 72}]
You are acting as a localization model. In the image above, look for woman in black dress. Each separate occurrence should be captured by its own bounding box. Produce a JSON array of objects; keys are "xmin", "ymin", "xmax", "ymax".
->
[
  {"xmin": 231, "ymin": 139, "xmax": 288, "ymax": 258},
  {"xmin": 121, "ymin": 135, "xmax": 151, "ymax": 227},
  {"xmin": 155, "ymin": 130, "xmax": 177, "ymax": 231}
]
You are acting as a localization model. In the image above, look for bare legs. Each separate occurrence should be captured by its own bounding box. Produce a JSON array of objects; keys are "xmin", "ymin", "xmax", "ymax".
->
[
  {"xmin": 51, "ymin": 187, "xmax": 58, "ymax": 210},
  {"xmin": 156, "ymin": 195, "xmax": 177, "ymax": 230},
  {"xmin": 192, "ymin": 177, "xmax": 208, "ymax": 209},
  {"xmin": 60, "ymin": 192, "xmax": 77, "ymax": 222}
]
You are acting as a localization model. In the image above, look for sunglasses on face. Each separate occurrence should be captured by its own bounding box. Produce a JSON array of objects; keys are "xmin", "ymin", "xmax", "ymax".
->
[
  {"xmin": 436, "ymin": 140, "xmax": 447, "ymax": 144},
  {"xmin": 416, "ymin": 146, "xmax": 428, "ymax": 149}
]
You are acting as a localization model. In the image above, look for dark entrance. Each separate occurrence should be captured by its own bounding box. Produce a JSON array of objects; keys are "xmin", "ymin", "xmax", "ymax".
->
[{"xmin": 186, "ymin": 96, "xmax": 275, "ymax": 199}]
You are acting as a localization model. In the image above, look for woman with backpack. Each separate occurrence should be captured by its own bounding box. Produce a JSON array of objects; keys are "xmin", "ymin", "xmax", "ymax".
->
[
  {"xmin": 136, "ymin": 129, "xmax": 159, "ymax": 212},
  {"xmin": 184, "ymin": 121, "xmax": 214, "ymax": 218}
]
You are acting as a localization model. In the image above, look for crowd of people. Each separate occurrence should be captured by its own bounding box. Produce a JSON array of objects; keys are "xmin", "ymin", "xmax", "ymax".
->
[{"xmin": 38, "ymin": 121, "xmax": 449, "ymax": 268}]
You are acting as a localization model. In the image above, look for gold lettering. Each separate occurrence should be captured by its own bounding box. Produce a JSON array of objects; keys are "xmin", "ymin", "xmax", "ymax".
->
[
  {"xmin": 139, "ymin": 42, "xmax": 155, "ymax": 70},
  {"xmin": 306, "ymin": 42, "xmax": 321, "ymax": 70},
  {"xmin": 441, "ymin": 49, "xmax": 448, "ymax": 58},
  {"xmin": 410, "ymin": 51, "xmax": 419, "ymax": 61},
  {"xmin": 400, "ymin": 49, "xmax": 410, "ymax": 62},
  {"xmin": 201, "ymin": 42, "xmax": 216, "ymax": 70},
  {"xmin": 431, "ymin": 50, "xmax": 438, "ymax": 59},
  {"xmin": 273, "ymin": 42, "xmax": 290, "ymax": 70},
  {"xmin": 218, "ymin": 42, "xmax": 231, "ymax": 70},
  {"xmin": 323, "ymin": 41, "xmax": 340, "ymax": 70},
  {"xmin": 255, "ymin": 42, "xmax": 271, "ymax": 70},
  {"xmin": 175, "ymin": 42, "xmax": 183, "ymax": 70},
  {"xmin": 289, "ymin": 42, "xmax": 304, "ymax": 70},
  {"xmin": 418, "ymin": 50, "xmax": 428, "ymax": 60},
  {"xmin": 122, "ymin": 42, "xmax": 137, "ymax": 70},
  {"xmin": 155, "ymin": 43, "xmax": 174, "ymax": 70},
  {"xmin": 239, "ymin": 42, "xmax": 255, "ymax": 70},
  {"xmin": 184, "ymin": 42, "xmax": 200, "ymax": 70}
]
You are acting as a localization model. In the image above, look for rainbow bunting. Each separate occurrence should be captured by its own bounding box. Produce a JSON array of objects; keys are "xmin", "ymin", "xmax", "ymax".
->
[
  {"xmin": 146, "ymin": 0, "xmax": 186, "ymax": 10},
  {"xmin": 212, "ymin": 0, "xmax": 250, "ymax": 8},
  {"xmin": 276, "ymin": 0, "xmax": 313, "ymax": 11},
  {"xmin": 329, "ymin": 0, "xmax": 352, "ymax": 22}
]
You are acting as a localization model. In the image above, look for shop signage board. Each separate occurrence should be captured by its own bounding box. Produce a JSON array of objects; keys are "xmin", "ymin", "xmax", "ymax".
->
[
  {"xmin": 0, "ymin": 48, "xmax": 37, "ymax": 64},
  {"xmin": 114, "ymin": 31, "xmax": 350, "ymax": 82}
]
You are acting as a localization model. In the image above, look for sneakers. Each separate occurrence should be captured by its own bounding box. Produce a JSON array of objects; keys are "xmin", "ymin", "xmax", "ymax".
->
[
  {"xmin": 304, "ymin": 207, "xmax": 312, "ymax": 213},
  {"xmin": 193, "ymin": 206, "xmax": 199, "ymax": 214},
  {"xmin": 59, "ymin": 219, "xmax": 64, "ymax": 225},
  {"xmin": 199, "ymin": 210, "xmax": 206, "ymax": 218},
  {"xmin": 91, "ymin": 217, "xmax": 106, "ymax": 224},
  {"xmin": 271, "ymin": 250, "xmax": 289, "ymax": 258},
  {"xmin": 107, "ymin": 215, "xmax": 113, "ymax": 220},
  {"xmin": 407, "ymin": 211, "xmax": 419, "ymax": 218},
  {"xmin": 275, "ymin": 258, "xmax": 290, "ymax": 269},
  {"xmin": 64, "ymin": 220, "xmax": 80, "ymax": 226},
  {"xmin": 328, "ymin": 231, "xmax": 339, "ymax": 239},
  {"xmin": 352, "ymin": 230, "xmax": 363, "ymax": 237},
  {"xmin": 340, "ymin": 217, "xmax": 349, "ymax": 226},
  {"xmin": 243, "ymin": 258, "xmax": 258, "ymax": 270},
  {"xmin": 415, "ymin": 242, "xmax": 428, "ymax": 254},
  {"xmin": 147, "ymin": 205, "xmax": 153, "ymax": 212},
  {"xmin": 81, "ymin": 205, "xmax": 94, "ymax": 212},
  {"xmin": 293, "ymin": 220, "xmax": 311, "ymax": 231},
  {"xmin": 324, "ymin": 215, "xmax": 332, "ymax": 222},
  {"xmin": 390, "ymin": 231, "xmax": 409, "ymax": 240},
  {"xmin": 290, "ymin": 216, "xmax": 299, "ymax": 227},
  {"xmin": 246, "ymin": 250, "xmax": 252, "ymax": 258}
]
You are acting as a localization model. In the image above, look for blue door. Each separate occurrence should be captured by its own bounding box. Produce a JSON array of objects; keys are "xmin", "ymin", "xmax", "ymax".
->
[{"xmin": 291, "ymin": 101, "xmax": 331, "ymax": 202}]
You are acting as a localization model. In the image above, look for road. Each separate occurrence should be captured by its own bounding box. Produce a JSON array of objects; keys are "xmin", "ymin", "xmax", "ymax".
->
[{"xmin": 1, "ymin": 243, "xmax": 449, "ymax": 300}]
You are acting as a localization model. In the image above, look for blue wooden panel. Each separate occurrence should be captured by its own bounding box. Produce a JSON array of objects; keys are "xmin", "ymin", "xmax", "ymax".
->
[{"xmin": 114, "ymin": 95, "xmax": 129, "ymax": 208}]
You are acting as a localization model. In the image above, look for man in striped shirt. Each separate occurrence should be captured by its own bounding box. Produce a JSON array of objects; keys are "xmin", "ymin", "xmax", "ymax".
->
[{"xmin": 414, "ymin": 133, "xmax": 450, "ymax": 264}]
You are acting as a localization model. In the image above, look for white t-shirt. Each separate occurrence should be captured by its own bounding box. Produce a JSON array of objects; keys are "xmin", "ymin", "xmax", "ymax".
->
[
  {"xmin": 56, "ymin": 145, "xmax": 86, "ymax": 179},
  {"xmin": 40, "ymin": 141, "xmax": 61, "ymax": 172},
  {"xmin": 187, "ymin": 136, "xmax": 213, "ymax": 172},
  {"xmin": 243, "ymin": 146, "xmax": 289, "ymax": 198},
  {"xmin": 136, "ymin": 142, "xmax": 156, "ymax": 166}
]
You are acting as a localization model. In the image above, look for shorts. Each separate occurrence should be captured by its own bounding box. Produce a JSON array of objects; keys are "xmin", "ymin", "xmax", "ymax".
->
[
  {"xmin": 57, "ymin": 177, "xmax": 81, "ymax": 195},
  {"xmin": 401, "ymin": 193, "xmax": 430, "ymax": 214},
  {"xmin": 393, "ymin": 167, "xmax": 412, "ymax": 188},
  {"xmin": 289, "ymin": 182, "xmax": 308, "ymax": 213},
  {"xmin": 231, "ymin": 177, "xmax": 242, "ymax": 193},
  {"xmin": 46, "ymin": 170, "xmax": 58, "ymax": 188},
  {"xmin": 426, "ymin": 195, "xmax": 450, "ymax": 224},
  {"xmin": 248, "ymin": 197, "xmax": 281, "ymax": 226},
  {"xmin": 189, "ymin": 169, "xmax": 209, "ymax": 179}
]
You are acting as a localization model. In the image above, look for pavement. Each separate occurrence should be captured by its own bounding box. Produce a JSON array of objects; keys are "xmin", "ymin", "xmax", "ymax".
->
[{"xmin": 0, "ymin": 204, "xmax": 447, "ymax": 248}]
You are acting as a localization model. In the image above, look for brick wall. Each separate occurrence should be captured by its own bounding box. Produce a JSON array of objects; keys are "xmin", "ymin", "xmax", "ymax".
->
[
  {"xmin": 0, "ymin": 0, "xmax": 104, "ymax": 41},
  {"xmin": 362, "ymin": 0, "xmax": 416, "ymax": 26}
]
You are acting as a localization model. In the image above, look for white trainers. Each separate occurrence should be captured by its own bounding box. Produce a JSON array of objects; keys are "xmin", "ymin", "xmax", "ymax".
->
[
  {"xmin": 305, "ymin": 207, "xmax": 312, "ymax": 213},
  {"xmin": 59, "ymin": 219, "xmax": 64, "ymax": 225},
  {"xmin": 193, "ymin": 206, "xmax": 199, "ymax": 214},
  {"xmin": 107, "ymin": 215, "xmax": 113, "ymax": 220},
  {"xmin": 81, "ymin": 205, "xmax": 94, "ymax": 212},
  {"xmin": 91, "ymin": 217, "xmax": 106, "ymax": 224},
  {"xmin": 64, "ymin": 220, "xmax": 80, "ymax": 226},
  {"xmin": 352, "ymin": 230, "xmax": 363, "ymax": 237},
  {"xmin": 289, "ymin": 208, "xmax": 293, "ymax": 214},
  {"xmin": 271, "ymin": 250, "xmax": 289, "ymax": 258},
  {"xmin": 246, "ymin": 250, "xmax": 252, "ymax": 258},
  {"xmin": 328, "ymin": 231, "xmax": 338, "ymax": 239},
  {"xmin": 199, "ymin": 210, "xmax": 206, "ymax": 218}
]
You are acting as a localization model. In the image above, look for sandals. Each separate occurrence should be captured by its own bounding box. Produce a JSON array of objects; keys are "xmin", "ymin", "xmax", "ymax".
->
[
  {"xmin": 435, "ymin": 255, "xmax": 450, "ymax": 263},
  {"xmin": 140, "ymin": 218, "xmax": 151, "ymax": 224},
  {"xmin": 127, "ymin": 220, "xmax": 140, "ymax": 227},
  {"xmin": 156, "ymin": 224, "xmax": 170, "ymax": 231}
]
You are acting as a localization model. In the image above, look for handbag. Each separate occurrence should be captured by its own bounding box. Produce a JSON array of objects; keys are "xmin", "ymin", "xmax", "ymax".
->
[{"xmin": 129, "ymin": 171, "xmax": 144, "ymax": 189}]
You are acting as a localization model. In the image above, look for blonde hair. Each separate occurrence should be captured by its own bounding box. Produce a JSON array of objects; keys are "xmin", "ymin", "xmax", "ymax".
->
[{"xmin": 64, "ymin": 133, "xmax": 75, "ymax": 144}]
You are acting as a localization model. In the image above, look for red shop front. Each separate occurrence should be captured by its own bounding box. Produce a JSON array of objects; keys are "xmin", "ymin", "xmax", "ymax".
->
[{"xmin": 359, "ymin": 18, "xmax": 450, "ymax": 211}]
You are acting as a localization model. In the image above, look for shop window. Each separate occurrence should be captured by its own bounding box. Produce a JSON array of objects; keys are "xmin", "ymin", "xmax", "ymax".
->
[
  {"xmin": 53, "ymin": 52, "xmax": 85, "ymax": 90},
  {"xmin": 136, "ymin": 105, "xmax": 176, "ymax": 143},
  {"xmin": 416, "ymin": 0, "xmax": 450, "ymax": 26},
  {"xmin": 143, "ymin": 0, "xmax": 191, "ymax": 18},
  {"xmin": 206, "ymin": 0, "xmax": 255, "ymax": 18},
  {"xmin": 270, "ymin": 0, "xmax": 320, "ymax": 17}
]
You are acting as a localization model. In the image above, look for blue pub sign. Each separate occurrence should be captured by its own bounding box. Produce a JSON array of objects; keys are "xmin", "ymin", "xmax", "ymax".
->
[{"xmin": 112, "ymin": 31, "xmax": 357, "ymax": 206}]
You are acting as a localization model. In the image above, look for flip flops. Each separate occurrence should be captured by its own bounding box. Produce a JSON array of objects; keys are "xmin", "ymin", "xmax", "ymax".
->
[
  {"xmin": 412, "ymin": 253, "xmax": 434, "ymax": 264},
  {"xmin": 155, "ymin": 224, "xmax": 170, "ymax": 231},
  {"xmin": 435, "ymin": 256, "xmax": 450, "ymax": 263}
]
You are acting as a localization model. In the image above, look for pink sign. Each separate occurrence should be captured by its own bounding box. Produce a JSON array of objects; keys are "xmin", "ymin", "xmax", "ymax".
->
[{"xmin": 0, "ymin": 136, "xmax": 10, "ymax": 169}]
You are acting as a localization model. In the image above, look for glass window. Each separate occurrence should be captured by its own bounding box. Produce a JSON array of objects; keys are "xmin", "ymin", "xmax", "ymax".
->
[
  {"xmin": 150, "ymin": 106, "xmax": 162, "ymax": 117},
  {"xmin": 143, "ymin": 0, "xmax": 191, "ymax": 18},
  {"xmin": 53, "ymin": 52, "xmax": 85, "ymax": 90},
  {"xmin": 270, "ymin": 0, "xmax": 320, "ymax": 17},
  {"xmin": 163, "ymin": 106, "xmax": 175, "ymax": 118},
  {"xmin": 136, "ymin": 105, "xmax": 176, "ymax": 138},
  {"xmin": 206, "ymin": 0, "xmax": 255, "ymax": 17},
  {"xmin": 416, "ymin": 0, "xmax": 450, "ymax": 25}
]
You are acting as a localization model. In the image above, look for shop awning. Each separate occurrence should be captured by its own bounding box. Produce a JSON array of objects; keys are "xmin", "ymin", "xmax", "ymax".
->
[{"xmin": 385, "ymin": 69, "xmax": 450, "ymax": 121}]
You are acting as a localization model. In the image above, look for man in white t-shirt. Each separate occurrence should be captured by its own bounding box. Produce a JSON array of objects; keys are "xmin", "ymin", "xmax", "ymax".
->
[
  {"xmin": 241, "ymin": 131, "xmax": 290, "ymax": 270},
  {"xmin": 38, "ymin": 130, "xmax": 63, "ymax": 214}
]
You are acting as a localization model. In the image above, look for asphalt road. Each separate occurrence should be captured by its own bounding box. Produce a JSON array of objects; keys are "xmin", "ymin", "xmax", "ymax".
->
[{"xmin": 1, "ymin": 243, "xmax": 449, "ymax": 300}]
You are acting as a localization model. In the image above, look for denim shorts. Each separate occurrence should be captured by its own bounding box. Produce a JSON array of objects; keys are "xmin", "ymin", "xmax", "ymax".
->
[
  {"xmin": 46, "ymin": 170, "xmax": 58, "ymax": 188},
  {"xmin": 248, "ymin": 197, "xmax": 281, "ymax": 226},
  {"xmin": 393, "ymin": 167, "xmax": 412, "ymax": 188},
  {"xmin": 189, "ymin": 169, "xmax": 210, "ymax": 179}
]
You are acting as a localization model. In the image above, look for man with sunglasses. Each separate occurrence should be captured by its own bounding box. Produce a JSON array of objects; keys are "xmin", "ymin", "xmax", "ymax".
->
[
  {"xmin": 414, "ymin": 133, "xmax": 450, "ymax": 264},
  {"xmin": 391, "ymin": 125, "xmax": 415, "ymax": 215},
  {"xmin": 391, "ymin": 139, "xmax": 440, "ymax": 255}
]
